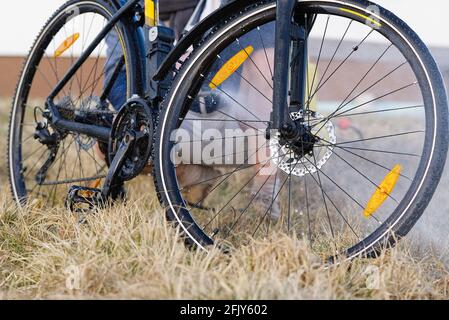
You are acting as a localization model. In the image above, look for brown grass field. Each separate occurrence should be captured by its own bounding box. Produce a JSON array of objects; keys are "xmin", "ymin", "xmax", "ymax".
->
[{"xmin": 1, "ymin": 99, "xmax": 449, "ymax": 300}]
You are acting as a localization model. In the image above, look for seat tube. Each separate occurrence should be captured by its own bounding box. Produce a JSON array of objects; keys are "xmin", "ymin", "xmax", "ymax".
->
[
  {"xmin": 144, "ymin": 0, "xmax": 159, "ymax": 27},
  {"xmin": 272, "ymin": 0, "xmax": 296, "ymax": 131},
  {"xmin": 144, "ymin": 0, "xmax": 175, "ymax": 104}
]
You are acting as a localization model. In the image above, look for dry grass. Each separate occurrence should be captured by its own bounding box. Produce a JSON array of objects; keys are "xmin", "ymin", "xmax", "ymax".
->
[
  {"xmin": 0, "ymin": 186, "xmax": 448, "ymax": 300},
  {"xmin": 1, "ymin": 100, "xmax": 449, "ymax": 300}
]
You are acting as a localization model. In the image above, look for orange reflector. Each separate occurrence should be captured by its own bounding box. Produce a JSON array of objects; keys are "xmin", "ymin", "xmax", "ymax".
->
[
  {"xmin": 54, "ymin": 33, "xmax": 80, "ymax": 58},
  {"xmin": 79, "ymin": 179, "xmax": 102, "ymax": 198},
  {"xmin": 209, "ymin": 46, "xmax": 254, "ymax": 90},
  {"xmin": 89, "ymin": 179, "xmax": 102, "ymax": 189},
  {"xmin": 364, "ymin": 164, "xmax": 402, "ymax": 217}
]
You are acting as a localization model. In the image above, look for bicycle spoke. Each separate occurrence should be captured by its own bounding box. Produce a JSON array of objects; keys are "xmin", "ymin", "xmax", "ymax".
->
[
  {"xmin": 236, "ymin": 38, "xmax": 273, "ymax": 90},
  {"xmin": 323, "ymin": 145, "xmax": 420, "ymax": 158},
  {"xmin": 309, "ymin": 152, "xmax": 335, "ymax": 240},
  {"xmin": 304, "ymin": 174, "xmax": 312, "ymax": 242},
  {"xmin": 216, "ymin": 54, "xmax": 273, "ymax": 103},
  {"xmin": 266, "ymin": 164, "xmax": 281, "ymax": 236},
  {"xmin": 303, "ymin": 156, "xmax": 382, "ymax": 225},
  {"xmin": 223, "ymin": 153, "xmax": 287, "ymax": 238},
  {"xmin": 200, "ymin": 75, "xmax": 263, "ymax": 121},
  {"xmin": 305, "ymin": 28, "xmax": 374, "ymax": 107},
  {"xmin": 185, "ymin": 96, "xmax": 266, "ymax": 135},
  {"xmin": 332, "ymin": 104, "xmax": 424, "ymax": 118},
  {"xmin": 201, "ymin": 142, "xmax": 274, "ymax": 229},
  {"xmin": 313, "ymin": 19, "xmax": 353, "ymax": 97},
  {"xmin": 310, "ymin": 158, "xmax": 362, "ymax": 239},
  {"xmin": 306, "ymin": 15, "xmax": 330, "ymax": 111},
  {"xmin": 257, "ymin": 26, "xmax": 273, "ymax": 79},
  {"xmin": 252, "ymin": 175, "xmax": 289, "ymax": 237},
  {"xmin": 323, "ymin": 141, "xmax": 413, "ymax": 182},
  {"xmin": 328, "ymin": 147, "xmax": 400, "ymax": 204},
  {"xmin": 313, "ymin": 44, "xmax": 393, "ymax": 136}
]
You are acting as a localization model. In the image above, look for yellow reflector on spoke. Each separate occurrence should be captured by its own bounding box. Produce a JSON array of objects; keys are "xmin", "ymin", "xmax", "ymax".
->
[
  {"xmin": 209, "ymin": 45, "xmax": 254, "ymax": 90},
  {"xmin": 364, "ymin": 164, "xmax": 402, "ymax": 218},
  {"xmin": 54, "ymin": 33, "xmax": 80, "ymax": 58},
  {"xmin": 339, "ymin": 8, "xmax": 382, "ymax": 27}
]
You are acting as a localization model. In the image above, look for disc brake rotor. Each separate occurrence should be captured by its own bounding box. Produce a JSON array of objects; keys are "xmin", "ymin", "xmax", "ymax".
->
[{"xmin": 270, "ymin": 111, "xmax": 337, "ymax": 177}]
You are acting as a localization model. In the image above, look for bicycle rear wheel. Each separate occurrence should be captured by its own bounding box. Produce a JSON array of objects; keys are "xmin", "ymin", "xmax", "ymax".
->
[
  {"xmin": 8, "ymin": 0, "xmax": 133, "ymax": 208},
  {"xmin": 154, "ymin": 0, "xmax": 448, "ymax": 261}
]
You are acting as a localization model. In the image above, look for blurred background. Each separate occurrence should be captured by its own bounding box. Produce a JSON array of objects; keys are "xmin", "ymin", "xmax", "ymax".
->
[
  {"xmin": 0, "ymin": 0, "xmax": 448, "ymax": 258},
  {"xmin": 1, "ymin": 0, "xmax": 449, "ymax": 96}
]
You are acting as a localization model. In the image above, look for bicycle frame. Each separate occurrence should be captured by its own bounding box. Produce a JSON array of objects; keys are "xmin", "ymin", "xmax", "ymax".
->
[
  {"xmin": 45, "ymin": 0, "xmax": 148, "ymax": 142},
  {"xmin": 44, "ymin": 0, "xmax": 308, "ymax": 141}
]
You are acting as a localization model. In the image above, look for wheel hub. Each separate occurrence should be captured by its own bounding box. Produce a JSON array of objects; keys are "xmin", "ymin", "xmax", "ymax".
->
[
  {"xmin": 279, "ymin": 122, "xmax": 318, "ymax": 159},
  {"xmin": 270, "ymin": 111, "xmax": 337, "ymax": 177}
]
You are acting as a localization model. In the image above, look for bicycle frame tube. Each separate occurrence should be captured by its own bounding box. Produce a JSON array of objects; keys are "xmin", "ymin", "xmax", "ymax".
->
[
  {"xmin": 45, "ymin": 0, "xmax": 144, "ymax": 142},
  {"xmin": 47, "ymin": 0, "xmax": 141, "ymax": 101},
  {"xmin": 45, "ymin": 0, "xmax": 308, "ymax": 141},
  {"xmin": 272, "ymin": 0, "xmax": 308, "ymax": 131},
  {"xmin": 143, "ymin": 0, "xmax": 175, "ymax": 102},
  {"xmin": 290, "ymin": 12, "xmax": 309, "ymax": 112}
]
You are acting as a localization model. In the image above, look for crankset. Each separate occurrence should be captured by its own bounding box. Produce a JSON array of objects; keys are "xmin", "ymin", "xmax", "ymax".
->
[
  {"xmin": 107, "ymin": 97, "xmax": 154, "ymax": 182},
  {"xmin": 65, "ymin": 97, "xmax": 154, "ymax": 211}
]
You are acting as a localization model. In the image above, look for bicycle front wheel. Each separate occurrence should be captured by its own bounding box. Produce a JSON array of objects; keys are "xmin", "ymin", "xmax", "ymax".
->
[{"xmin": 154, "ymin": 0, "xmax": 448, "ymax": 261}]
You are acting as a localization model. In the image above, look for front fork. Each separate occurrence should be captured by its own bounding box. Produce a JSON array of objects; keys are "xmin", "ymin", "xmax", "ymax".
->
[{"xmin": 272, "ymin": 0, "xmax": 309, "ymax": 133}]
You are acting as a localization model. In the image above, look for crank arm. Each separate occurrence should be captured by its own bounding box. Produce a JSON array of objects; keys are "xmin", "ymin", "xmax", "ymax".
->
[{"xmin": 102, "ymin": 132, "xmax": 135, "ymax": 198}]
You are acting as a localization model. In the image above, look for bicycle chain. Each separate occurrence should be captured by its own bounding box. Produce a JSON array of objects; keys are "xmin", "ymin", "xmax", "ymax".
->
[
  {"xmin": 39, "ymin": 174, "xmax": 108, "ymax": 186},
  {"xmin": 56, "ymin": 103, "xmax": 118, "ymax": 116}
]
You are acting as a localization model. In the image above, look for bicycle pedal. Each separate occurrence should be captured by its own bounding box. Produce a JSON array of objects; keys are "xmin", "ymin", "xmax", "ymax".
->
[{"xmin": 66, "ymin": 186, "xmax": 103, "ymax": 212}]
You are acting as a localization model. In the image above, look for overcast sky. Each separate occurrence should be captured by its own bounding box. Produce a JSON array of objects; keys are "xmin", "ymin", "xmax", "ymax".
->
[{"xmin": 0, "ymin": 0, "xmax": 448, "ymax": 55}]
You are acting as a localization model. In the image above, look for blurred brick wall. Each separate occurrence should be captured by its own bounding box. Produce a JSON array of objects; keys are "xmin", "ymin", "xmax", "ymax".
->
[
  {"xmin": 0, "ymin": 56, "xmax": 106, "ymax": 99},
  {"xmin": 0, "ymin": 56, "xmax": 24, "ymax": 98},
  {"xmin": 0, "ymin": 43, "xmax": 448, "ymax": 100}
]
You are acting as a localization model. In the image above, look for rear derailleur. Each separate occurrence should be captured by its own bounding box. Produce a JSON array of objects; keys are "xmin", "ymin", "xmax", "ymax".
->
[{"xmin": 66, "ymin": 97, "xmax": 154, "ymax": 212}]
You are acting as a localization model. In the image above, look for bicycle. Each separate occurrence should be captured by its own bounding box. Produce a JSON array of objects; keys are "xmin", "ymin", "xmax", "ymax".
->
[{"xmin": 8, "ymin": 0, "xmax": 449, "ymax": 263}]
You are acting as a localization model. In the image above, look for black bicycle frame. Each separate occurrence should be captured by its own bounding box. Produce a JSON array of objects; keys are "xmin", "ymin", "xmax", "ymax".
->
[
  {"xmin": 273, "ymin": 0, "xmax": 310, "ymax": 134},
  {"xmin": 45, "ymin": 0, "xmax": 309, "ymax": 141},
  {"xmin": 45, "ymin": 0, "xmax": 142, "ymax": 142}
]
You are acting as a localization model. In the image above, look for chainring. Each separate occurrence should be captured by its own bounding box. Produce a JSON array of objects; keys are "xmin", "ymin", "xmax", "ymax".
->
[{"xmin": 108, "ymin": 98, "xmax": 154, "ymax": 181}]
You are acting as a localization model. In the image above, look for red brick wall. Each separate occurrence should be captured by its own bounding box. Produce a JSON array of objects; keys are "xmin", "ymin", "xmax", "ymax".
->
[{"xmin": 0, "ymin": 56, "xmax": 106, "ymax": 99}]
